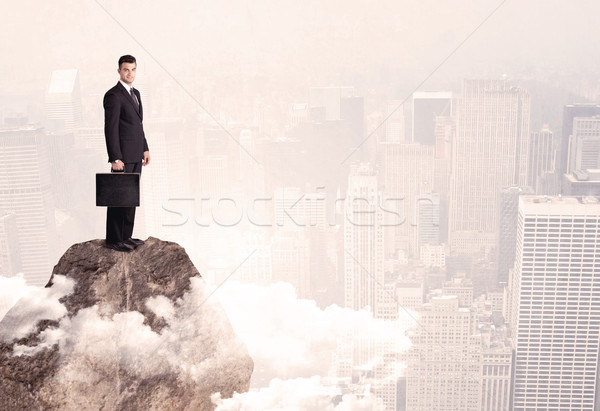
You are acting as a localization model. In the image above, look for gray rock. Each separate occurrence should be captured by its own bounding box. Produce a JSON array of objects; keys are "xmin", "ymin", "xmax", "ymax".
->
[{"xmin": 0, "ymin": 237, "xmax": 253, "ymax": 410}]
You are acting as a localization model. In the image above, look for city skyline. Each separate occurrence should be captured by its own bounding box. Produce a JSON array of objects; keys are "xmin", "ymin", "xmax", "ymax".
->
[{"xmin": 2, "ymin": 1, "xmax": 600, "ymax": 410}]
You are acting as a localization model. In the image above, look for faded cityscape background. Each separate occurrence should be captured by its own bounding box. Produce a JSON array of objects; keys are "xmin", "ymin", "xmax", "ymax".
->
[{"xmin": 2, "ymin": 1, "xmax": 600, "ymax": 409}]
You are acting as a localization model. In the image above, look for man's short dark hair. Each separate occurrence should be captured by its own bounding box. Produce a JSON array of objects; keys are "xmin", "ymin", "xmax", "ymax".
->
[{"xmin": 118, "ymin": 55, "xmax": 137, "ymax": 68}]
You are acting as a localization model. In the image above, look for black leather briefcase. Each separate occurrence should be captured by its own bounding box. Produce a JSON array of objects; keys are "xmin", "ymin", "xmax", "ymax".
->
[{"xmin": 96, "ymin": 173, "xmax": 140, "ymax": 207}]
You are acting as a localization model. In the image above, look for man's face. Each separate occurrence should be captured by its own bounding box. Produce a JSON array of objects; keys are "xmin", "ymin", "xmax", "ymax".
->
[{"xmin": 118, "ymin": 62, "xmax": 136, "ymax": 86}]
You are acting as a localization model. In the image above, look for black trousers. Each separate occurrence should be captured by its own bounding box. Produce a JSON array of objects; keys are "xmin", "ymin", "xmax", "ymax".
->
[{"xmin": 106, "ymin": 161, "xmax": 142, "ymax": 244}]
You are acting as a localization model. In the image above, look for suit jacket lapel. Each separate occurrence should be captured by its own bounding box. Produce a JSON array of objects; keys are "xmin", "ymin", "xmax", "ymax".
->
[{"xmin": 117, "ymin": 82, "xmax": 143, "ymax": 120}]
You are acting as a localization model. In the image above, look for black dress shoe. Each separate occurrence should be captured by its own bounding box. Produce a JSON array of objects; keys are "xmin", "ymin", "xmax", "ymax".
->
[
  {"xmin": 106, "ymin": 241, "xmax": 133, "ymax": 252},
  {"xmin": 124, "ymin": 238, "xmax": 145, "ymax": 247}
]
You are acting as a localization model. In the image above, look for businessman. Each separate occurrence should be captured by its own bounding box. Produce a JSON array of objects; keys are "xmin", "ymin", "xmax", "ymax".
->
[{"xmin": 104, "ymin": 54, "xmax": 150, "ymax": 252}]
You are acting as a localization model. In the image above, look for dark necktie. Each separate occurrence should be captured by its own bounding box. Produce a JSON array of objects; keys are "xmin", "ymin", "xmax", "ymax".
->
[{"xmin": 130, "ymin": 88, "xmax": 140, "ymax": 111}]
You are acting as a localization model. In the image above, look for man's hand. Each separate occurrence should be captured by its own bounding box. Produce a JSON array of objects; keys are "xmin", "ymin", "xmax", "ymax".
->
[
  {"xmin": 111, "ymin": 160, "xmax": 124, "ymax": 171},
  {"xmin": 143, "ymin": 151, "xmax": 150, "ymax": 166}
]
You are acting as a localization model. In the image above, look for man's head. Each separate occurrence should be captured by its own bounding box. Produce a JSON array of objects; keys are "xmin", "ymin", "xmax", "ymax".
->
[{"xmin": 118, "ymin": 55, "xmax": 137, "ymax": 86}]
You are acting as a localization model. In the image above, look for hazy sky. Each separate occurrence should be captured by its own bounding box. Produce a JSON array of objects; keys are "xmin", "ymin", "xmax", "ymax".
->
[{"xmin": 2, "ymin": 0, "xmax": 600, "ymax": 96}]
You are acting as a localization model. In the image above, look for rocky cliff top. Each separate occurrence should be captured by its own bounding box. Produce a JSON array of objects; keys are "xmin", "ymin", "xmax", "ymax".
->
[{"xmin": 0, "ymin": 237, "xmax": 253, "ymax": 411}]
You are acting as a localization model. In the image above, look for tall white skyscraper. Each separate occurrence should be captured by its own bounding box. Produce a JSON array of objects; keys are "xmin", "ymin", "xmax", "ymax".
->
[
  {"xmin": 344, "ymin": 163, "xmax": 385, "ymax": 315},
  {"xmin": 0, "ymin": 126, "xmax": 56, "ymax": 285},
  {"xmin": 509, "ymin": 195, "xmax": 600, "ymax": 410},
  {"xmin": 449, "ymin": 79, "xmax": 530, "ymax": 254}
]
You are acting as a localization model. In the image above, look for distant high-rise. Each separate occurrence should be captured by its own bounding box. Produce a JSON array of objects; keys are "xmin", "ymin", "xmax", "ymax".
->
[
  {"xmin": 45, "ymin": 69, "xmax": 82, "ymax": 133},
  {"xmin": 274, "ymin": 187, "xmax": 331, "ymax": 299},
  {"xmin": 384, "ymin": 100, "xmax": 405, "ymax": 142},
  {"xmin": 497, "ymin": 186, "xmax": 533, "ymax": 284},
  {"xmin": 270, "ymin": 229, "xmax": 310, "ymax": 297},
  {"xmin": 509, "ymin": 196, "xmax": 600, "ymax": 410},
  {"xmin": 406, "ymin": 295, "xmax": 512, "ymax": 410},
  {"xmin": 380, "ymin": 142, "xmax": 435, "ymax": 256},
  {"xmin": 560, "ymin": 104, "xmax": 600, "ymax": 175},
  {"xmin": 0, "ymin": 126, "xmax": 56, "ymax": 285},
  {"xmin": 412, "ymin": 91, "xmax": 453, "ymax": 145},
  {"xmin": 340, "ymin": 96, "xmax": 365, "ymax": 148},
  {"xmin": 343, "ymin": 163, "xmax": 385, "ymax": 316},
  {"xmin": 567, "ymin": 116, "xmax": 600, "ymax": 173},
  {"xmin": 528, "ymin": 125, "xmax": 556, "ymax": 193},
  {"xmin": 405, "ymin": 296, "xmax": 482, "ymax": 410},
  {"xmin": 0, "ymin": 210, "xmax": 21, "ymax": 277},
  {"xmin": 449, "ymin": 79, "xmax": 530, "ymax": 254},
  {"xmin": 309, "ymin": 86, "xmax": 354, "ymax": 121},
  {"xmin": 416, "ymin": 192, "xmax": 440, "ymax": 250}
]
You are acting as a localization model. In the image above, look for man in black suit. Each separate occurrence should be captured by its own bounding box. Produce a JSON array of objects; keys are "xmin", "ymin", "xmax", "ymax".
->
[{"xmin": 104, "ymin": 55, "xmax": 150, "ymax": 252}]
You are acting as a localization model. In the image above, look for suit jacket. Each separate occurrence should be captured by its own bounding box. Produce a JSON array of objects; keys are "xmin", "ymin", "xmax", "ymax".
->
[{"xmin": 104, "ymin": 82, "xmax": 149, "ymax": 163}]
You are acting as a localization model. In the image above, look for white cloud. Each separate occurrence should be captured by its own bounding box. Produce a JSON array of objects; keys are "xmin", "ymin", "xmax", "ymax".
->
[
  {"xmin": 0, "ymin": 275, "xmax": 74, "ymax": 343},
  {"xmin": 213, "ymin": 281, "xmax": 412, "ymax": 383},
  {"xmin": 211, "ymin": 376, "xmax": 382, "ymax": 411},
  {"xmin": 0, "ymin": 276, "xmax": 413, "ymax": 409}
]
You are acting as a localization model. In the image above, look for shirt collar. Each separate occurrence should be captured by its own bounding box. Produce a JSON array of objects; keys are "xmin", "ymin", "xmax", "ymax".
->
[{"xmin": 119, "ymin": 80, "xmax": 133, "ymax": 92}]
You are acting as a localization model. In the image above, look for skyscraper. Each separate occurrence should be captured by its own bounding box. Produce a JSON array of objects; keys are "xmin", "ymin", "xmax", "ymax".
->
[
  {"xmin": 560, "ymin": 104, "xmax": 600, "ymax": 175},
  {"xmin": 0, "ymin": 126, "xmax": 56, "ymax": 285},
  {"xmin": 416, "ymin": 192, "xmax": 440, "ymax": 250},
  {"xmin": 412, "ymin": 91, "xmax": 453, "ymax": 145},
  {"xmin": 509, "ymin": 195, "xmax": 600, "ymax": 410},
  {"xmin": 449, "ymin": 79, "xmax": 530, "ymax": 254},
  {"xmin": 343, "ymin": 163, "xmax": 385, "ymax": 316},
  {"xmin": 384, "ymin": 100, "xmax": 405, "ymax": 142},
  {"xmin": 380, "ymin": 142, "xmax": 435, "ymax": 256},
  {"xmin": 0, "ymin": 210, "xmax": 21, "ymax": 277},
  {"xmin": 567, "ymin": 115, "xmax": 600, "ymax": 173},
  {"xmin": 45, "ymin": 69, "xmax": 82, "ymax": 133},
  {"xmin": 497, "ymin": 186, "xmax": 534, "ymax": 284},
  {"xmin": 405, "ymin": 296, "xmax": 482, "ymax": 411},
  {"xmin": 528, "ymin": 125, "xmax": 555, "ymax": 193}
]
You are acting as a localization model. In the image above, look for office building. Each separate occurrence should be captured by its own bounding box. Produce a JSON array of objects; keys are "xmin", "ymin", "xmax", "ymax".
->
[
  {"xmin": 528, "ymin": 125, "xmax": 555, "ymax": 193},
  {"xmin": 380, "ymin": 142, "xmax": 435, "ymax": 256},
  {"xmin": 412, "ymin": 91, "xmax": 453, "ymax": 145},
  {"xmin": 567, "ymin": 116, "xmax": 600, "ymax": 173},
  {"xmin": 344, "ymin": 163, "xmax": 385, "ymax": 316},
  {"xmin": 0, "ymin": 126, "xmax": 56, "ymax": 285},
  {"xmin": 416, "ymin": 192, "xmax": 440, "ymax": 249},
  {"xmin": 560, "ymin": 104, "xmax": 600, "ymax": 175},
  {"xmin": 509, "ymin": 196, "xmax": 600, "ymax": 410},
  {"xmin": 384, "ymin": 100, "xmax": 405, "ymax": 142},
  {"xmin": 481, "ymin": 346, "xmax": 512, "ymax": 411},
  {"xmin": 45, "ymin": 69, "xmax": 82, "ymax": 133},
  {"xmin": 497, "ymin": 186, "xmax": 534, "ymax": 284},
  {"xmin": 405, "ymin": 296, "xmax": 481, "ymax": 410},
  {"xmin": 0, "ymin": 210, "xmax": 21, "ymax": 277},
  {"xmin": 449, "ymin": 79, "xmax": 530, "ymax": 254}
]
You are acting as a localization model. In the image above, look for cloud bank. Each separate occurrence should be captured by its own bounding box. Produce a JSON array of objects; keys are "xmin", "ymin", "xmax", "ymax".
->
[{"xmin": 1, "ymin": 277, "xmax": 413, "ymax": 410}]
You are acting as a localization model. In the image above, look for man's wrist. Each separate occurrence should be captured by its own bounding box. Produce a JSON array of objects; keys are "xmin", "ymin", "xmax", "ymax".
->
[{"xmin": 113, "ymin": 159, "xmax": 122, "ymax": 164}]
